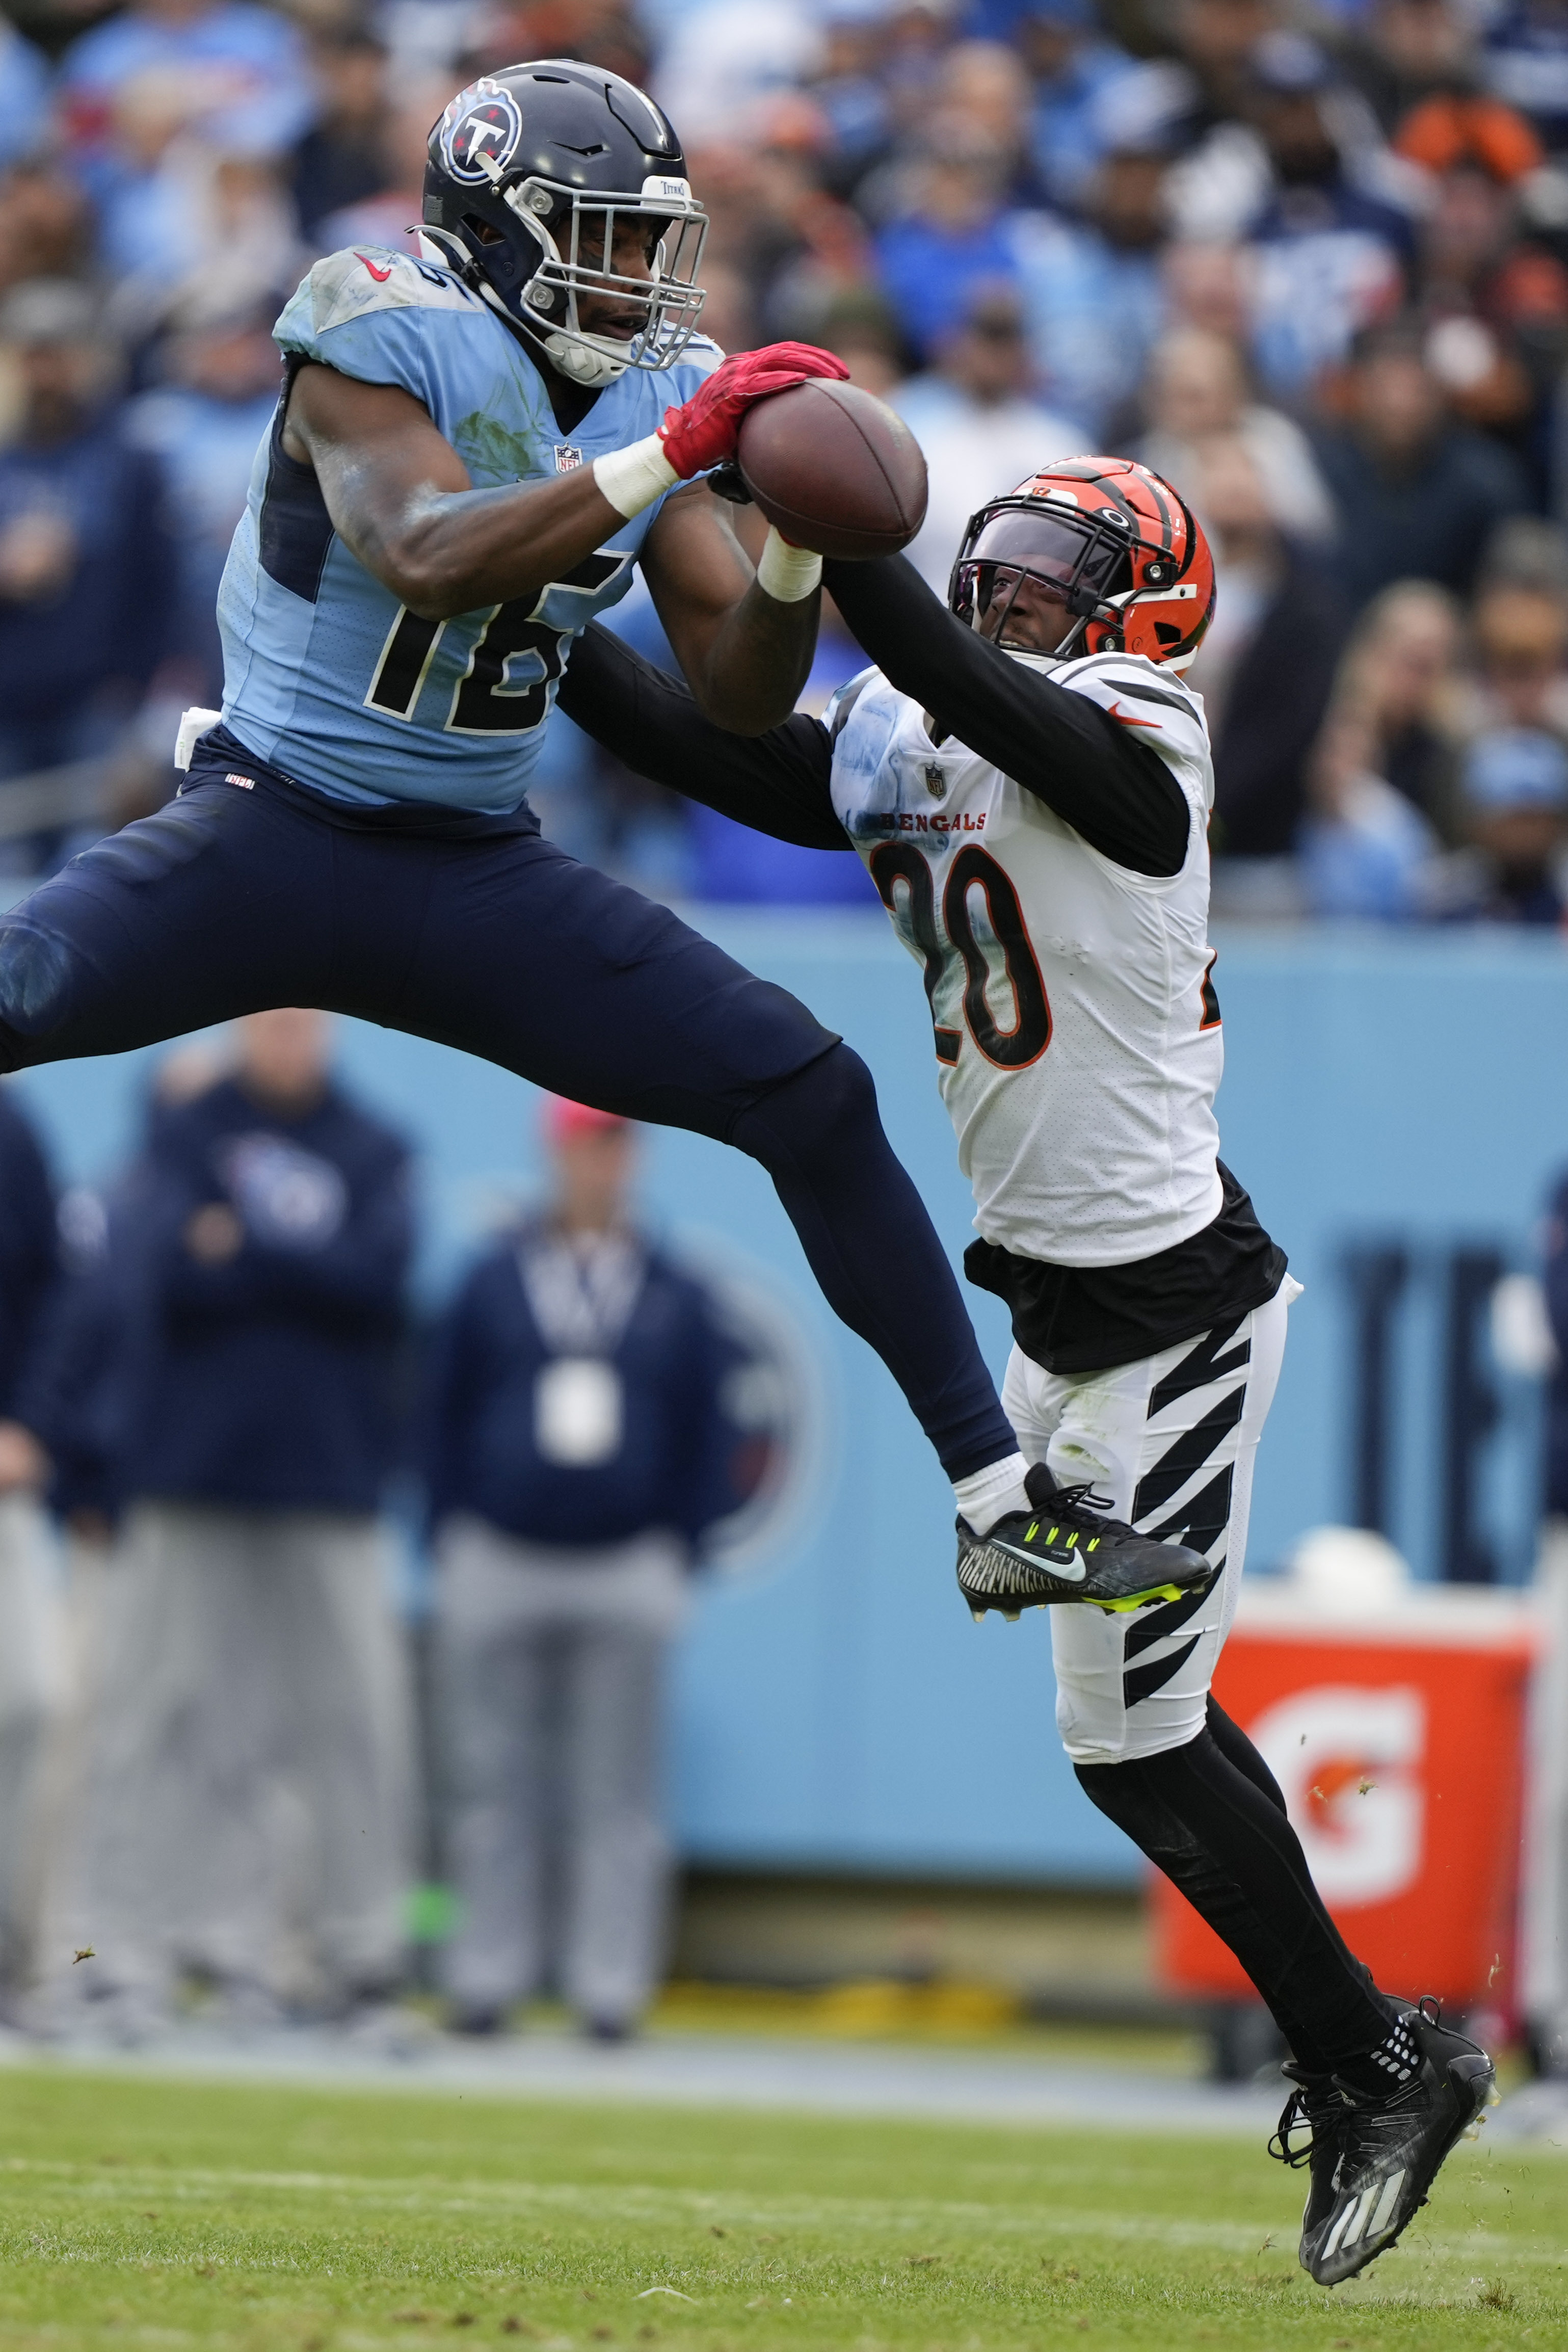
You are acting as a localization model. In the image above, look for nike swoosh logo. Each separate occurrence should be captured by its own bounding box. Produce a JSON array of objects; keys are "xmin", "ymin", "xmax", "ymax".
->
[
  {"xmin": 989, "ymin": 1539, "xmax": 1086, "ymax": 1583},
  {"xmin": 357, "ymin": 253, "xmax": 392, "ymax": 282},
  {"xmin": 1107, "ymin": 700, "xmax": 1161, "ymax": 730}
]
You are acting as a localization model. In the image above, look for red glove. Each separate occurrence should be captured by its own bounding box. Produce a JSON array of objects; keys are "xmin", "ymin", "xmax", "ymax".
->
[{"xmin": 657, "ymin": 342, "xmax": 850, "ymax": 480}]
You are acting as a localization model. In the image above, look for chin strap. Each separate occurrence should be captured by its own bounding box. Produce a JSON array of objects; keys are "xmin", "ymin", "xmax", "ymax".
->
[
  {"xmin": 472, "ymin": 275, "xmax": 630, "ymax": 385},
  {"xmin": 971, "ymin": 600, "xmax": 1094, "ymax": 663},
  {"xmin": 537, "ymin": 325, "xmax": 629, "ymax": 386}
]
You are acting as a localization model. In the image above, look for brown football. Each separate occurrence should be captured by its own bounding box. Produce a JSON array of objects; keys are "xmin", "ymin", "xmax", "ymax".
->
[{"xmin": 735, "ymin": 378, "xmax": 928, "ymax": 561}]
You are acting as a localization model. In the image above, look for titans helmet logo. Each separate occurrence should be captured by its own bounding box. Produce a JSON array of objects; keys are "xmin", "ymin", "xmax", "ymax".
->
[{"xmin": 442, "ymin": 81, "xmax": 523, "ymax": 185}]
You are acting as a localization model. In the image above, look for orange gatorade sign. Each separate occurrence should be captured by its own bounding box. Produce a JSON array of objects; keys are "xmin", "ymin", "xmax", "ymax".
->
[{"xmin": 1153, "ymin": 1587, "xmax": 1539, "ymax": 2017}]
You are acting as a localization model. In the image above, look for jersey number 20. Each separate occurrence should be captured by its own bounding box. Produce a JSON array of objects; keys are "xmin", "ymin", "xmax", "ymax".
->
[{"xmin": 870, "ymin": 841, "xmax": 1051, "ymax": 1070}]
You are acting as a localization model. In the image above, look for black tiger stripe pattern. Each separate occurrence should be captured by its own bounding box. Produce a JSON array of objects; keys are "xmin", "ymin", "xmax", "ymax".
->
[{"xmin": 1118, "ymin": 1322, "xmax": 1254, "ymax": 1714}]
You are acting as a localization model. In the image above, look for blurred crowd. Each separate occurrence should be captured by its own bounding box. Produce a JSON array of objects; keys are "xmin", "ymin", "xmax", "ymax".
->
[
  {"xmin": 6, "ymin": 0, "xmax": 1568, "ymax": 915},
  {"xmin": 0, "ymin": 1032, "xmax": 768, "ymax": 2043}
]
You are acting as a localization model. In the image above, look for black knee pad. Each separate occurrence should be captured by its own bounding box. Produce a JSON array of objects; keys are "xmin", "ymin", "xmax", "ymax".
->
[
  {"xmin": 732, "ymin": 1042, "xmax": 880, "ymax": 1169},
  {"xmin": 1075, "ymin": 1751, "xmax": 1162, "ymax": 1829},
  {"xmin": 1074, "ymin": 1743, "xmax": 1205, "ymax": 1867}
]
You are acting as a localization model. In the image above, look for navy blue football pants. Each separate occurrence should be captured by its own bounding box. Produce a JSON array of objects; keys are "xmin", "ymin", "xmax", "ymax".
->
[{"xmin": 0, "ymin": 732, "xmax": 1014, "ymax": 1481}]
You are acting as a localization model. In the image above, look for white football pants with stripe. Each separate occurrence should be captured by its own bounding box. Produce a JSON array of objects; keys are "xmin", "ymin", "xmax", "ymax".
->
[{"xmin": 1002, "ymin": 1278, "xmax": 1299, "ymax": 1767}]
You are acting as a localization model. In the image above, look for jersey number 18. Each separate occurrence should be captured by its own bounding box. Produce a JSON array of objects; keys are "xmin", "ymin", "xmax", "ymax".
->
[
  {"xmin": 366, "ymin": 600, "xmax": 563, "ymax": 733},
  {"xmin": 363, "ymin": 557, "xmax": 628, "ymax": 734}
]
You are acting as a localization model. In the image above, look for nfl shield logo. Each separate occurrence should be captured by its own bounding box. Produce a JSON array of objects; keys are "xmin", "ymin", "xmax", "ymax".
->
[{"xmin": 555, "ymin": 444, "xmax": 584, "ymax": 473}]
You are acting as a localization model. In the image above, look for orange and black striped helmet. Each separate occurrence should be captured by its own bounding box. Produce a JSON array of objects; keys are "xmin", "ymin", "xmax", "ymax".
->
[{"xmin": 948, "ymin": 455, "xmax": 1215, "ymax": 671}]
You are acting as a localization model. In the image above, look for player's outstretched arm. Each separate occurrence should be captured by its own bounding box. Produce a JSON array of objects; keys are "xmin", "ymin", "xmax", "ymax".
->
[
  {"xmin": 283, "ymin": 365, "xmax": 633, "ymax": 620},
  {"xmin": 285, "ymin": 343, "xmax": 836, "ymax": 725},
  {"xmin": 638, "ymin": 483, "xmax": 820, "ymax": 736},
  {"xmin": 825, "ymin": 553, "xmax": 1191, "ymax": 878},
  {"xmin": 559, "ymin": 622, "xmax": 848, "ymax": 849}
]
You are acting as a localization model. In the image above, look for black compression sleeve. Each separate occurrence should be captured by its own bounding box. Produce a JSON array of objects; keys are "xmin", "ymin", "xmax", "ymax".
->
[
  {"xmin": 559, "ymin": 622, "xmax": 849, "ymax": 852},
  {"xmin": 823, "ymin": 555, "xmax": 1191, "ymax": 878}
]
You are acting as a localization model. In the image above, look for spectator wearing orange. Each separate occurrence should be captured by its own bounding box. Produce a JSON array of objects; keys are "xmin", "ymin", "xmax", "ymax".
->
[
  {"xmin": 1396, "ymin": 97, "xmax": 1568, "ymax": 497},
  {"xmin": 1396, "ymin": 90, "xmax": 1544, "ymax": 181}
]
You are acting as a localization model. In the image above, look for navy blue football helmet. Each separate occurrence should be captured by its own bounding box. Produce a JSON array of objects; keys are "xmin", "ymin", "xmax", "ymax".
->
[{"xmin": 421, "ymin": 61, "xmax": 708, "ymax": 386}]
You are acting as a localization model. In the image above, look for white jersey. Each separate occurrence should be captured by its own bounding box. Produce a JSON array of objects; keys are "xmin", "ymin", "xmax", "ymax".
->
[{"xmin": 827, "ymin": 649, "xmax": 1223, "ymax": 1270}]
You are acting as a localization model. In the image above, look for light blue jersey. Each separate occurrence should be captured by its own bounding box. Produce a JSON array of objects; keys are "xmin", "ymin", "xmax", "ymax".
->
[{"xmin": 218, "ymin": 245, "xmax": 721, "ymax": 811}]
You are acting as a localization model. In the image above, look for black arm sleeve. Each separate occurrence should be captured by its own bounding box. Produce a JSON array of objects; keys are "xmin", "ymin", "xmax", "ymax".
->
[
  {"xmin": 558, "ymin": 622, "xmax": 850, "ymax": 851},
  {"xmin": 823, "ymin": 554, "xmax": 1191, "ymax": 878}
]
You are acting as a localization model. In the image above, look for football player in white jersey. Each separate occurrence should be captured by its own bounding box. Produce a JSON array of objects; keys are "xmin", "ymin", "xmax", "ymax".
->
[{"xmin": 560, "ymin": 456, "xmax": 1494, "ymax": 2285}]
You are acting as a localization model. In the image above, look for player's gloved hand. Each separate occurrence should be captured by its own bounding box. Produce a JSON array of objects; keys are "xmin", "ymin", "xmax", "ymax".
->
[{"xmin": 656, "ymin": 344, "xmax": 849, "ymax": 480}]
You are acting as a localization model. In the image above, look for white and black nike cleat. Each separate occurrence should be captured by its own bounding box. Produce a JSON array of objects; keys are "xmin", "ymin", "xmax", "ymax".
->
[
  {"xmin": 956, "ymin": 1464, "xmax": 1214, "ymax": 1619},
  {"xmin": 1271, "ymin": 2000, "xmax": 1496, "ymax": 2287}
]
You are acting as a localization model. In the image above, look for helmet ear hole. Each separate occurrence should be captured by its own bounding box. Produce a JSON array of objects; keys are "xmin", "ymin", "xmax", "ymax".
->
[{"xmin": 1153, "ymin": 621, "xmax": 1183, "ymax": 647}]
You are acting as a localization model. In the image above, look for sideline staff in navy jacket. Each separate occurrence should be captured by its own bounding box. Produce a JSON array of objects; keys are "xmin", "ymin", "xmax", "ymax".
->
[
  {"xmin": 56, "ymin": 1012, "xmax": 416, "ymax": 2042},
  {"xmin": 426, "ymin": 1213, "xmax": 738, "ymax": 1555},
  {"xmin": 0, "ymin": 1088, "xmax": 57, "ymax": 1430},
  {"xmin": 124, "ymin": 1039, "xmax": 411, "ymax": 1513},
  {"xmin": 429, "ymin": 1097, "xmax": 742, "ymax": 2043},
  {"xmin": 0, "ymin": 1082, "xmax": 60, "ymax": 1993}
]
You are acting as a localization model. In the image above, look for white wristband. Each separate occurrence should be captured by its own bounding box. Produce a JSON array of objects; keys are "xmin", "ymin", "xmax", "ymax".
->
[
  {"xmin": 756, "ymin": 525, "xmax": 822, "ymax": 603},
  {"xmin": 593, "ymin": 432, "xmax": 679, "ymax": 520}
]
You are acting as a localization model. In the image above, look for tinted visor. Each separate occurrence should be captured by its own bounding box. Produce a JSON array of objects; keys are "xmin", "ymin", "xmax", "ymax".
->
[{"xmin": 967, "ymin": 506, "xmax": 1130, "ymax": 600}]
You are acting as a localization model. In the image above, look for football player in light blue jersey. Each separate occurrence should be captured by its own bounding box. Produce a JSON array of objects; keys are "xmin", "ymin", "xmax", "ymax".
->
[
  {"xmin": 0, "ymin": 61, "xmax": 1038, "ymax": 1565},
  {"xmin": 217, "ymin": 247, "xmax": 722, "ymax": 810},
  {"xmin": 220, "ymin": 64, "xmax": 817, "ymax": 809}
]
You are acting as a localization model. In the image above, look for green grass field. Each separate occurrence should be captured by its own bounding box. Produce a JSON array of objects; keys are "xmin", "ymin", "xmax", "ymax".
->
[{"xmin": 0, "ymin": 2066, "xmax": 1559, "ymax": 2349}]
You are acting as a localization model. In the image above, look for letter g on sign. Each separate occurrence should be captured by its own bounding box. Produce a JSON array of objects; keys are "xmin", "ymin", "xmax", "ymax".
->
[{"xmin": 1248, "ymin": 1685, "xmax": 1426, "ymax": 1908}]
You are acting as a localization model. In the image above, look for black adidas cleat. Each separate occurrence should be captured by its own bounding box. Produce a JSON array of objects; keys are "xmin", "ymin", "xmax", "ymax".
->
[
  {"xmin": 1271, "ymin": 1999, "xmax": 1496, "ymax": 2287},
  {"xmin": 1274, "ymin": 2064, "xmax": 1346, "ymax": 2257},
  {"xmin": 956, "ymin": 1463, "xmax": 1214, "ymax": 1619}
]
